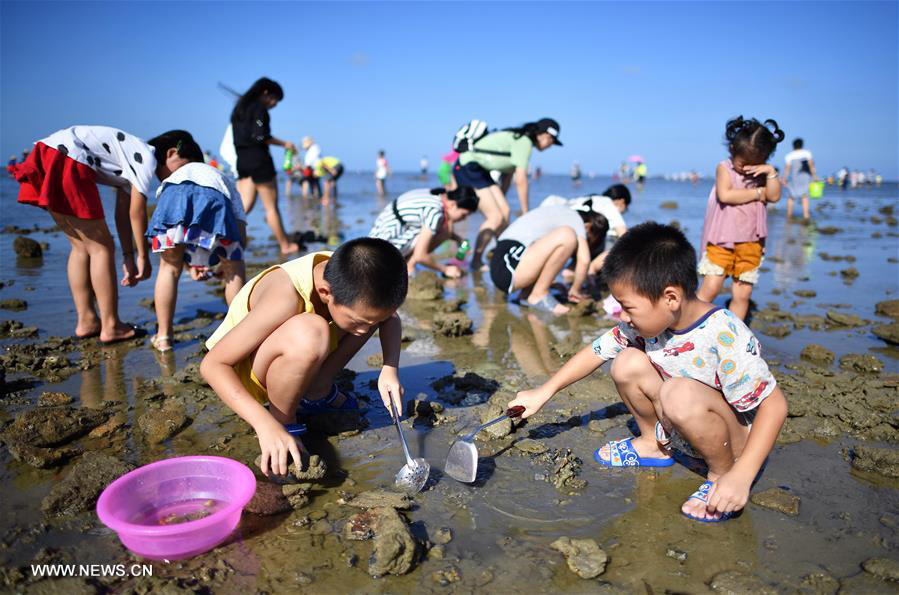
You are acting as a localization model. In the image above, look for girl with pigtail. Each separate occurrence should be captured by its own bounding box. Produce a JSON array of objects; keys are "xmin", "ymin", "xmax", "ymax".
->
[{"xmin": 697, "ymin": 116, "xmax": 784, "ymax": 320}]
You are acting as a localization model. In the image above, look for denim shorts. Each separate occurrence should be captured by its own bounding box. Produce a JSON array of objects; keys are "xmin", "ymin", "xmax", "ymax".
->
[{"xmin": 453, "ymin": 160, "xmax": 494, "ymax": 189}]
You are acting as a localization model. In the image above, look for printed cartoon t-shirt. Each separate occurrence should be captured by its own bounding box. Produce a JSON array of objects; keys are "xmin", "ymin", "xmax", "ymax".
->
[{"xmin": 592, "ymin": 307, "xmax": 776, "ymax": 412}]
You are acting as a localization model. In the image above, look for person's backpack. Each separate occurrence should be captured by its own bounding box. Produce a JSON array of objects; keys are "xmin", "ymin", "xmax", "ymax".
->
[{"xmin": 452, "ymin": 120, "xmax": 488, "ymax": 153}]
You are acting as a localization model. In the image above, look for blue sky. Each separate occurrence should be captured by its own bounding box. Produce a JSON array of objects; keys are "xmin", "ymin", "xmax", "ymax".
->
[{"xmin": 1, "ymin": 1, "xmax": 896, "ymax": 177}]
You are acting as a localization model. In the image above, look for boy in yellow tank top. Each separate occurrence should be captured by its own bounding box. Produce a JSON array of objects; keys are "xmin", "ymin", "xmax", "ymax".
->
[{"xmin": 201, "ymin": 238, "xmax": 408, "ymax": 477}]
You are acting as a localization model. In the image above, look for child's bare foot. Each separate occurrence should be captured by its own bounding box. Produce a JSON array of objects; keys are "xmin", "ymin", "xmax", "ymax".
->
[
  {"xmin": 280, "ymin": 241, "xmax": 301, "ymax": 255},
  {"xmin": 75, "ymin": 320, "xmax": 101, "ymax": 340},
  {"xmin": 99, "ymin": 323, "xmax": 140, "ymax": 344}
]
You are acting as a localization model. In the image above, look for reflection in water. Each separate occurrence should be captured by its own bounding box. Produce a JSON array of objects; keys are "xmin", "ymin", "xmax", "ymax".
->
[
  {"xmin": 79, "ymin": 347, "xmax": 127, "ymax": 408},
  {"xmin": 772, "ymin": 220, "xmax": 817, "ymax": 287}
]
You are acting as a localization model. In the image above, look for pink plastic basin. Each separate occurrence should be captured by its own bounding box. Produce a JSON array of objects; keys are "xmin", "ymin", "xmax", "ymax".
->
[{"xmin": 96, "ymin": 456, "xmax": 256, "ymax": 560}]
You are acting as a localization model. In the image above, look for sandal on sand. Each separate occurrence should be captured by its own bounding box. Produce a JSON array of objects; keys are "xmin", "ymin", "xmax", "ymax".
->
[
  {"xmin": 681, "ymin": 480, "xmax": 737, "ymax": 523},
  {"xmin": 150, "ymin": 334, "xmax": 173, "ymax": 352},
  {"xmin": 520, "ymin": 294, "xmax": 563, "ymax": 314},
  {"xmin": 593, "ymin": 437, "xmax": 675, "ymax": 467},
  {"xmin": 297, "ymin": 384, "xmax": 359, "ymax": 415}
]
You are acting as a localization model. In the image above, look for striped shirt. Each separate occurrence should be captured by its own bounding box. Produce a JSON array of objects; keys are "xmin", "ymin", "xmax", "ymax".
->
[{"xmin": 369, "ymin": 188, "xmax": 445, "ymax": 256}]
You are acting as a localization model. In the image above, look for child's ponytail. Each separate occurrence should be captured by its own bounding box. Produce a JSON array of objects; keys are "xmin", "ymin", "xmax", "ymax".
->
[{"xmin": 724, "ymin": 115, "xmax": 786, "ymax": 164}]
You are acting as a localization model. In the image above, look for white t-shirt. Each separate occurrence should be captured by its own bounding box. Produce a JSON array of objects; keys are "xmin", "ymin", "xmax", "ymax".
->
[
  {"xmin": 593, "ymin": 307, "xmax": 776, "ymax": 413},
  {"xmin": 376, "ymin": 157, "xmax": 389, "ymax": 179},
  {"xmin": 540, "ymin": 194, "xmax": 626, "ymax": 237},
  {"xmin": 157, "ymin": 162, "xmax": 247, "ymax": 223},
  {"xmin": 40, "ymin": 126, "xmax": 156, "ymax": 196},
  {"xmin": 784, "ymin": 149, "xmax": 813, "ymax": 176},
  {"xmin": 304, "ymin": 144, "xmax": 321, "ymax": 167}
]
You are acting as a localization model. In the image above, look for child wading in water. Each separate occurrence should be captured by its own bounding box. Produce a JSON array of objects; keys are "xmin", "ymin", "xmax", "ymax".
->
[
  {"xmin": 510, "ymin": 223, "xmax": 787, "ymax": 522},
  {"xmin": 12, "ymin": 125, "xmax": 195, "ymax": 343},
  {"xmin": 146, "ymin": 131, "xmax": 248, "ymax": 352},
  {"xmin": 696, "ymin": 116, "xmax": 784, "ymax": 320},
  {"xmin": 201, "ymin": 238, "xmax": 408, "ymax": 476}
]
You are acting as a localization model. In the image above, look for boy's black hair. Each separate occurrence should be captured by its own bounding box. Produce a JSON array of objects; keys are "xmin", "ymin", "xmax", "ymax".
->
[
  {"xmin": 725, "ymin": 116, "xmax": 785, "ymax": 164},
  {"xmin": 602, "ymin": 183, "xmax": 632, "ymax": 207},
  {"xmin": 601, "ymin": 221, "xmax": 697, "ymax": 300},
  {"xmin": 324, "ymin": 238, "xmax": 408, "ymax": 310},
  {"xmin": 792, "ymin": 138, "xmax": 803, "ymax": 150},
  {"xmin": 431, "ymin": 185, "xmax": 479, "ymax": 212},
  {"xmin": 147, "ymin": 130, "xmax": 204, "ymax": 164}
]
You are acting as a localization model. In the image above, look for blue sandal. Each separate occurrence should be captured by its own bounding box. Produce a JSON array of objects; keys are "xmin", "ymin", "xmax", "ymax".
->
[
  {"xmin": 593, "ymin": 437, "xmax": 675, "ymax": 467},
  {"xmin": 520, "ymin": 294, "xmax": 563, "ymax": 314},
  {"xmin": 681, "ymin": 480, "xmax": 737, "ymax": 523},
  {"xmin": 297, "ymin": 384, "xmax": 359, "ymax": 415}
]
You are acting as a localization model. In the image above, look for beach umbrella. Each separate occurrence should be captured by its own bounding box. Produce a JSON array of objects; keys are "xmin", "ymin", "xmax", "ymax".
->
[{"xmin": 627, "ymin": 155, "xmax": 645, "ymax": 163}]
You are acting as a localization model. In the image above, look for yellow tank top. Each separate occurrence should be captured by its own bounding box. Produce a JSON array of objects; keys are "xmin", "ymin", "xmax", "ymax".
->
[{"xmin": 206, "ymin": 251, "xmax": 337, "ymax": 351}]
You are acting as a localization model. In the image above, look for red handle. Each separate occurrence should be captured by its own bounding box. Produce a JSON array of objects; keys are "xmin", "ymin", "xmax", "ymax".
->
[{"xmin": 507, "ymin": 406, "xmax": 526, "ymax": 418}]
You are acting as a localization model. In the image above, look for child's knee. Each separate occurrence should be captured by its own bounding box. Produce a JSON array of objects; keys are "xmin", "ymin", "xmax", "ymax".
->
[
  {"xmin": 610, "ymin": 347, "xmax": 651, "ymax": 383},
  {"xmin": 660, "ymin": 378, "xmax": 704, "ymax": 424},
  {"xmin": 279, "ymin": 315, "xmax": 331, "ymax": 364}
]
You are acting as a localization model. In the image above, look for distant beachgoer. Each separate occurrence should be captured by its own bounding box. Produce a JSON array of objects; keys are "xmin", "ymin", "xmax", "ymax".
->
[
  {"xmin": 488, "ymin": 203, "xmax": 608, "ymax": 316},
  {"xmin": 453, "ymin": 118, "xmax": 563, "ymax": 269},
  {"xmin": 315, "ymin": 156, "xmax": 344, "ymax": 202},
  {"xmin": 571, "ymin": 161, "xmax": 582, "ymax": 185},
  {"xmin": 12, "ymin": 125, "xmax": 187, "ymax": 343},
  {"xmin": 697, "ymin": 116, "xmax": 784, "ymax": 320},
  {"xmin": 618, "ymin": 162, "xmax": 629, "ymax": 182},
  {"xmin": 509, "ymin": 222, "xmax": 788, "ymax": 522},
  {"xmin": 6, "ymin": 155, "xmax": 16, "ymax": 177},
  {"xmin": 369, "ymin": 186, "xmax": 479, "ymax": 278},
  {"xmin": 146, "ymin": 132, "xmax": 247, "ymax": 352},
  {"xmin": 782, "ymin": 138, "xmax": 817, "ymax": 222},
  {"xmin": 301, "ymin": 137, "xmax": 321, "ymax": 199},
  {"xmin": 838, "ymin": 166, "xmax": 849, "ymax": 190},
  {"xmin": 420, "ymin": 156, "xmax": 429, "ymax": 177},
  {"xmin": 634, "ymin": 162, "xmax": 648, "ymax": 190},
  {"xmin": 534, "ymin": 166, "xmax": 542, "ymax": 181},
  {"xmin": 375, "ymin": 150, "xmax": 390, "ymax": 197},
  {"xmin": 230, "ymin": 77, "xmax": 299, "ymax": 254}
]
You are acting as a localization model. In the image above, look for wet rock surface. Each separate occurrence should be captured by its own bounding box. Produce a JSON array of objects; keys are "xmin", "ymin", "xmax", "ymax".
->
[
  {"xmin": 3, "ymin": 406, "xmax": 108, "ymax": 448},
  {"xmin": 750, "ymin": 487, "xmax": 800, "ymax": 516},
  {"xmin": 709, "ymin": 570, "xmax": 777, "ymax": 594},
  {"xmin": 862, "ymin": 557, "xmax": 899, "ymax": 582},
  {"xmin": 41, "ymin": 453, "xmax": 134, "ymax": 516},
  {"xmin": 849, "ymin": 445, "xmax": 899, "ymax": 478},
  {"xmin": 341, "ymin": 489, "xmax": 414, "ymax": 510},
  {"xmin": 367, "ymin": 507, "xmax": 418, "ymax": 577},
  {"xmin": 873, "ymin": 322, "xmax": 899, "ymax": 345},
  {"xmin": 432, "ymin": 311, "xmax": 473, "ymax": 336},
  {"xmin": 137, "ymin": 400, "xmax": 191, "ymax": 444},
  {"xmin": 800, "ymin": 344, "xmax": 834, "ymax": 366},
  {"xmin": 407, "ymin": 272, "xmax": 443, "ymax": 301},
  {"xmin": 550, "ymin": 537, "xmax": 608, "ymax": 578},
  {"xmin": 13, "ymin": 236, "xmax": 42, "ymax": 258}
]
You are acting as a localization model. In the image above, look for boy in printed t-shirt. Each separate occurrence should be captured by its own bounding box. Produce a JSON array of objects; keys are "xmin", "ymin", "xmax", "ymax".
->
[{"xmin": 510, "ymin": 222, "xmax": 787, "ymax": 522}]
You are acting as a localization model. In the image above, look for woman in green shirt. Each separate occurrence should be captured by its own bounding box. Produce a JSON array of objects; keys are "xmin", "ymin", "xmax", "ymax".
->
[{"xmin": 453, "ymin": 118, "xmax": 562, "ymax": 269}]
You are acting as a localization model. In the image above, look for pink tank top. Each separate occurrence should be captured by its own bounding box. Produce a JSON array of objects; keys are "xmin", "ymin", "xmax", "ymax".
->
[{"xmin": 700, "ymin": 159, "xmax": 768, "ymax": 250}]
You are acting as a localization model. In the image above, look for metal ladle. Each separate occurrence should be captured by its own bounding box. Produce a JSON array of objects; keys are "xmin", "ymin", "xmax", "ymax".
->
[{"xmin": 388, "ymin": 396, "xmax": 430, "ymax": 494}]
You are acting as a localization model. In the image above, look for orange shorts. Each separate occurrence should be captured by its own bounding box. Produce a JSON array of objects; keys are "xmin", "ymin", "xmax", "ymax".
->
[{"xmin": 698, "ymin": 242, "xmax": 764, "ymax": 284}]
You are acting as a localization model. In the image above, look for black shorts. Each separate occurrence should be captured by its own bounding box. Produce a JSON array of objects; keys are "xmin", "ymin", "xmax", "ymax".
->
[
  {"xmin": 453, "ymin": 160, "xmax": 495, "ymax": 189},
  {"xmin": 236, "ymin": 146, "xmax": 276, "ymax": 183},
  {"xmin": 489, "ymin": 239, "xmax": 526, "ymax": 293},
  {"xmin": 327, "ymin": 163, "xmax": 344, "ymax": 181}
]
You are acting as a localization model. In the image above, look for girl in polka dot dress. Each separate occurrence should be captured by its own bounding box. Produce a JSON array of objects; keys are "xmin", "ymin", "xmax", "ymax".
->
[
  {"xmin": 145, "ymin": 132, "xmax": 247, "ymax": 352},
  {"xmin": 13, "ymin": 125, "xmax": 166, "ymax": 344}
]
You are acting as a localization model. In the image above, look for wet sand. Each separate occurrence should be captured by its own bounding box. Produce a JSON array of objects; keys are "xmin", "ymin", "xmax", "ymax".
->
[{"xmin": 1, "ymin": 172, "xmax": 897, "ymax": 592}]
